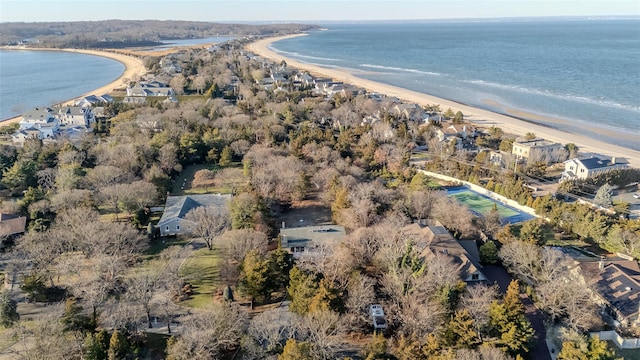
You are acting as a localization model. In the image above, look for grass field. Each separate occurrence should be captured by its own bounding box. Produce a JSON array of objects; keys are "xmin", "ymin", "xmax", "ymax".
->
[
  {"xmin": 178, "ymin": 248, "xmax": 221, "ymax": 308},
  {"xmin": 449, "ymin": 189, "xmax": 519, "ymax": 218}
]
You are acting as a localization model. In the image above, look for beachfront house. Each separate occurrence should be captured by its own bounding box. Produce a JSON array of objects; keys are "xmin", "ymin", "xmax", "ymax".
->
[
  {"xmin": 55, "ymin": 106, "xmax": 95, "ymax": 127},
  {"xmin": 391, "ymin": 103, "xmax": 426, "ymax": 122},
  {"xmin": 280, "ymin": 224, "xmax": 346, "ymax": 258},
  {"xmin": 74, "ymin": 94, "xmax": 113, "ymax": 108},
  {"xmin": 18, "ymin": 107, "xmax": 60, "ymax": 139},
  {"xmin": 561, "ymin": 156, "xmax": 629, "ymax": 181},
  {"xmin": 511, "ymin": 137, "xmax": 565, "ymax": 164}
]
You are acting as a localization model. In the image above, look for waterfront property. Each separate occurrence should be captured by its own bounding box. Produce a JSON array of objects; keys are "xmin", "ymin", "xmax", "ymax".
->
[
  {"xmin": 561, "ymin": 156, "xmax": 629, "ymax": 181},
  {"xmin": 511, "ymin": 137, "xmax": 564, "ymax": 163},
  {"xmin": 447, "ymin": 186, "xmax": 535, "ymax": 224}
]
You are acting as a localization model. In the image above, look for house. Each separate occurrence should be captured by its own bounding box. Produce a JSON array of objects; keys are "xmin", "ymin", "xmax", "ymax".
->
[
  {"xmin": 561, "ymin": 156, "xmax": 629, "ymax": 181},
  {"xmin": 55, "ymin": 106, "xmax": 95, "ymax": 127},
  {"xmin": 126, "ymin": 81, "xmax": 174, "ymax": 97},
  {"xmin": 18, "ymin": 107, "xmax": 59, "ymax": 139},
  {"xmin": 511, "ymin": 137, "xmax": 564, "ymax": 163},
  {"xmin": 280, "ymin": 224, "xmax": 346, "ymax": 258},
  {"xmin": 443, "ymin": 124, "xmax": 476, "ymax": 139},
  {"xmin": 391, "ymin": 103, "xmax": 426, "ymax": 122},
  {"xmin": 0, "ymin": 213, "xmax": 27, "ymax": 238},
  {"xmin": 157, "ymin": 194, "xmax": 232, "ymax": 237},
  {"xmin": 579, "ymin": 260, "xmax": 640, "ymax": 328},
  {"xmin": 74, "ymin": 94, "xmax": 113, "ymax": 108},
  {"xmin": 401, "ymin": 221, "xmax": 487, "ymax": 282}
]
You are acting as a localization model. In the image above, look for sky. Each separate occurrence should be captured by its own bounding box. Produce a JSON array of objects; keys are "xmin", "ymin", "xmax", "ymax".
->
[{"xmin": 1, "ymin": 0, "xmax": 638, "ymax": 23}]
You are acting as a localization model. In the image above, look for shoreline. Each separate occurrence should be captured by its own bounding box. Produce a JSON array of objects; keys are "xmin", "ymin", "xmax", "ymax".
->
[
  {"xmin": 245, "ymin": 34, "xmax": 640, "ymax": 169},
  {"xmin": 0, "ymin": 47, "xmax": 146, "ymax": 126}
]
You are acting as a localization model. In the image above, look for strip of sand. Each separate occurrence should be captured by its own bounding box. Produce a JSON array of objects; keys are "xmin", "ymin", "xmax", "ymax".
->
[
  {"xmin": 246, "ymin": 34, "xmax": 640, "ymax": 169},
  {"xmin": 1, "ymin": 47, "xmax": 146, "ymax": 126}
]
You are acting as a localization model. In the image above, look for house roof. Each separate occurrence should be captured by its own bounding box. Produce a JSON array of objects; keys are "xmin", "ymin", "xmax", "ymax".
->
[
  {"xmin": 580, "ymin": 260, "xmax": 640, "ymax": 321},
  {"xmin": 157, "ymin": 194, "xmax": 232, "ymax": 227},
  {"xmin": 575, "ymin": 157, "xmax": 621, "ymax": 170},
  {"xmin": 401, "ymin": 222, "xmax": 484, "ymax": 281},
  {"xmin": 0, "ymin": 213, "xmax": 27, "ymax": 237},
  {"xmin": 280, "ymin": 225, "xmax": 346, "ymax": 248}
]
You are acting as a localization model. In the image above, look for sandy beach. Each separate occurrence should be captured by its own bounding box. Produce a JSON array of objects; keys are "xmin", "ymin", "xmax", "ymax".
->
[
  {"xmin": 246, "ymin": 34, "xmax": 640, "ymax": 169},
  {"xmin": 0, "ymin": 47, "xmax": 146, "ymax": 126}
]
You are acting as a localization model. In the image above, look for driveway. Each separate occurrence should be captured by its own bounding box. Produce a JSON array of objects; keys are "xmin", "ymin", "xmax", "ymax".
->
[{"xmin": 483, "ymin": 265, "xmax": 551, "ymax": 360}]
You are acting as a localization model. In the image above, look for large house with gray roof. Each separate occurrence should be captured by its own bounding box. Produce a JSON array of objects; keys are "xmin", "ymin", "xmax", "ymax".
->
[
  {"xmin": 562, "ymin": 156, "xmax": 628, "ymax": 181},
  {"xmin": 580, "ymin": 260, "xmax": 640, "ymax": 328},
  {"xmin": 401, "ymin": 221, "xmax": 486, "ymax": 283},
  {"xmin": 157, "ymin": 194, "xmax": 232, "ymax": 237}
]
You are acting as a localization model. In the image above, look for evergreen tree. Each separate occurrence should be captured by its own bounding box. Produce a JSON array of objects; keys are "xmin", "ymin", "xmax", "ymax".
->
[
  {"xmin": 287, "ymin": 266, "xmax": 320, "ymax": 314},
  {"xmin": 0, "ymin": 290, "xmax": 19, "ymax": 328},
  {"xmin": 594, "ymin": 183, "xmax": 614, "ymax": 207},
  {"xmin": 239, "ymin": 250, "xmax": 271, "ymax": 304},
  {"xmin": 108, "ymin": 330, "xmax": 129, "ymax": 360},
  {"xmin": 479, "ymin": 241, "xmax": 499, "ymax": 264},
  {"xmin": 219, "ymin": 146, "xmax": 233, "ymax": 167},
  {"xmin": 279, "ymin": 339, "xmax": 314, "ymax": 360},
  {"xmin": 362, "ymin": 333, "xmax": 389, "ymax": 360}
]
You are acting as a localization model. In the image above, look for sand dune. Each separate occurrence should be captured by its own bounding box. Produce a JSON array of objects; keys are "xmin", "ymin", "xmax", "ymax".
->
[{"xmin": 246, "ymin": 34, "xmax": 640, "ymax": 169}]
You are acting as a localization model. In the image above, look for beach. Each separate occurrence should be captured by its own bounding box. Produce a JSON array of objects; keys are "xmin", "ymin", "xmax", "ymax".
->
[
  {"xmin": 246, "ymin": 34, "xmax": 640, "ymax": 169},
  {"xmin": 0, "ymin": 47, "xmax": 146, "ymax": 126}
]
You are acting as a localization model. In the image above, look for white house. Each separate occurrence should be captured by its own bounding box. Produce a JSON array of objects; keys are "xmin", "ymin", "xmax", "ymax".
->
[
  {"xmin": 18, "ymin": 107, "xmax": 59, "ymax": 139},
  {"xmin": 511, "ymin": 137, "xmax": 564, "ymax": 163},
  {"xmin": 280, "ymin": 224, "xmax": 346, "ymax": 258},
  {"xmin": 55, "ymin": 106, "xmax": 95, "ymax": 127},
  {"xmin": 562, "ymin": 156, "xmax": 628, "ymax": 181}
]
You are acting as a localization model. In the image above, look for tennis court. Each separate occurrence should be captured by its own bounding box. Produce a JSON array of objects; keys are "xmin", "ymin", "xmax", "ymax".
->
[{"xmin": 447, "ymin": 187, "xmax": 534, "ymax": 224}]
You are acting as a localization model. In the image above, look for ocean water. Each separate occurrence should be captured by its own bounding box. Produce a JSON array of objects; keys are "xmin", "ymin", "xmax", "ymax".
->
[
  {"xmin": 0, "ymin": 50, "xmax": 125, "ymax": 120},
  {"xmin": 269, "ymin": 20, "xmax": 640, "ymax": 150}
]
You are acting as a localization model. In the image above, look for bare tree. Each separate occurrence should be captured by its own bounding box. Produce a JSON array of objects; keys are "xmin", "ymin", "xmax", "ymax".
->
[
  {"xmin": 460, "ymin": 284, "xmax": 498, "ymax": 338},
  {"xmin": 166, "ymin": 303, "xmax": 248, "ymax": 359},
  {"xmin": 184, "ymin": 205, "xmax": 231, "ymax": 250},
  {"xmin": 218, "ymin": 229, "xmax": 268, "ymax": 263},
  {"xmin": 248, "ymin": 309, "xmax": 294, "ymax": 353}
]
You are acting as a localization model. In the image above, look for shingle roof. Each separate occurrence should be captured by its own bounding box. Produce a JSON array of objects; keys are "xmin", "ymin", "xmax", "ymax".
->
[{"xmin": 158, "ymin": 194, "xmax": 232, "ymax": 227}]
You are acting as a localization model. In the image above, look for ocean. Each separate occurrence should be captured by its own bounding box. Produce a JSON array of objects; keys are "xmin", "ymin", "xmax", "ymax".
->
[{"xmin": 269, "ymin": 19, "xmax": 640, "ymax": 150}]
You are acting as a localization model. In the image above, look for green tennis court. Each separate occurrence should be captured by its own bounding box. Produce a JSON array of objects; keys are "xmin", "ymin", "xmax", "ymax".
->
[{"xmin": 448, "ymin": 188, "xmax": 519, "ymax": 218}]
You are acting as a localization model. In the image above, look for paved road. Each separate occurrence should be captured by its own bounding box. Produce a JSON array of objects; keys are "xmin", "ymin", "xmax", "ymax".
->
[{"xmin": 483, "ymin": 265, "xmax": 552, "ymax": 360}]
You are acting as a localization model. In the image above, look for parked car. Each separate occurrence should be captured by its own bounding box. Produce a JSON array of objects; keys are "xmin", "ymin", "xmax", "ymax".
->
[{"xmin": 633, "ymin": 193, "xmax": 640, "ymax": 199}]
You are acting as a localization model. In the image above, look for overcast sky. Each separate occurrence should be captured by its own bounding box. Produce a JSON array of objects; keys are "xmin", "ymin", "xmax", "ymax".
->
[{"xmin": 1, "ymin": 0, "xmax": 638, "ymax": 23}]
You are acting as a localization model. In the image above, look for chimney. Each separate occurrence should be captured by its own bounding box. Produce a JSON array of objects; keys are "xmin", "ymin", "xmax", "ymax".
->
[
  {"xmin": 598, "ymin": 257, "xmax": 605, "ymax": 270},
  {"xmin": 611, "ymin": 157, "xmax": 616, "ymax": 164},
  {"xmin": 282, "ymin": 221, "xmax": 285, "ymax": 229}
]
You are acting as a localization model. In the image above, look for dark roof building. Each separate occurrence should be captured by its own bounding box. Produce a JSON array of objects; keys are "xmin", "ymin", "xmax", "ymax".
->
[{"xmin": 158, "ymin": 194, "xmax": 232, "ymax": 237}]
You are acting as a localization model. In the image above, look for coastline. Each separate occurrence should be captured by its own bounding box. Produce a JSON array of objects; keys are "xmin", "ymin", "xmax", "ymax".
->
[
  {"xmin": 246, "ymin": 34, "xmax": 640, "ymax": 169},
  {"xmin": 0, "ymin": 47, "xmax": 146, "ymax": 126}
]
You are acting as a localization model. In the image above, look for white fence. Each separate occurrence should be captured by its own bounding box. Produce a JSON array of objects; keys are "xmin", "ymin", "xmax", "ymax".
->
[
  {"xmin": 591, "ymin": 330, "xmax": 640, "ymax": 349},
  {"xmin": 418, "ymin": 170, "xmax": 539, "ymax": 218}
]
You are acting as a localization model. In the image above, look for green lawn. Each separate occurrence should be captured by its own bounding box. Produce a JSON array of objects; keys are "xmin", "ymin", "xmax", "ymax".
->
[
  {"xmin": 178, "ymin": 248, "xmax": 221, "ymax": 308},
  {"xmin": 449, "ymin": 190, "xmax": 519, "ymax": 218}
]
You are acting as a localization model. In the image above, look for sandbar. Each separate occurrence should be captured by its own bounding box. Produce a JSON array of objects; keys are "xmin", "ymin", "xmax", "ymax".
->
[
  {"xmin": 246, "ymin": 34, "xmax": 640, "ymax": 169},
  {"xmin": 0, "ymin": 47, "xmax": 146, "ymax": 125}
]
